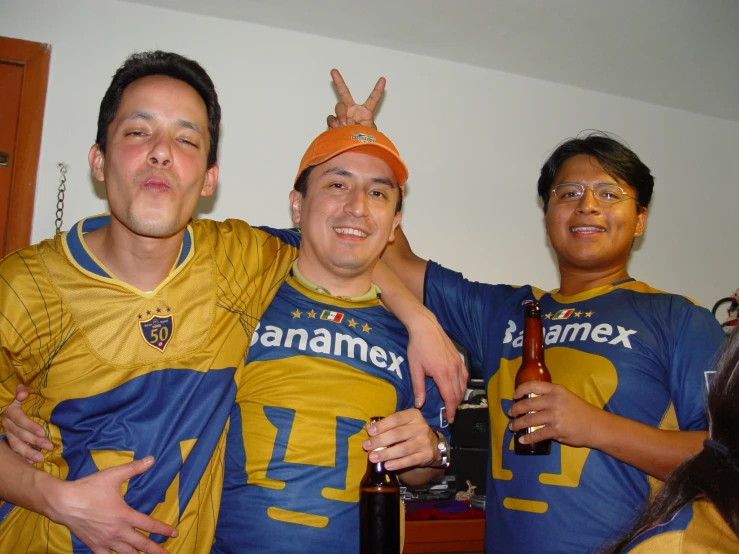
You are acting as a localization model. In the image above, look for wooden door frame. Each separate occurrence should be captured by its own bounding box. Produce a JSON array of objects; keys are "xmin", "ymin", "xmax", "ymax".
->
[{"xmin": 0, "ymin": 36, "xmax": 51, "ymax": 255}]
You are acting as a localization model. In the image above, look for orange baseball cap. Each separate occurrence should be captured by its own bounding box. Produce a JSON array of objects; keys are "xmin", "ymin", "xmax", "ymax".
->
[{"xmin": 295, "ymin": 125, "xmax": 409, "ymax": 195}]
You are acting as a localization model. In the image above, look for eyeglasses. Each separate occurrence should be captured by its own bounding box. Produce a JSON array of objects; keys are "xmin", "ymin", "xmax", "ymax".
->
[{"xmin": 551, "ymin": 183, "xmax": 635, "ymax": 205}]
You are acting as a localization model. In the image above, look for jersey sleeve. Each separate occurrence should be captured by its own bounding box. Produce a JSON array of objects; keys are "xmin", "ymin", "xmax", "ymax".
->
[
  {"xmin": 214, "ymin": 220, "xmax": 299, "ymax": 319},
  {"xmin": 0, "ymin": 350, "xmax": 20, "ymax": 436},
  {"xmin": 668, "ymin": 301, "xmax": 725, "ymax": 431},
  {"xmin": 256, "ymin": 226, "xmax": 302, "ymax": 248},
  {"xmin": 0, "ymin": 250, "xmax": 43, "ymax": 432},
  {"xmin": 424, "ymin": 261, "xmax": 522, "ymax": 364}
]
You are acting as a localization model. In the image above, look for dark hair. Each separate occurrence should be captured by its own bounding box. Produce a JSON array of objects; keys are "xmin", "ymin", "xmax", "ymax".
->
[
  {"xmin": 96, "ymin": 51, "xmax": 221, "ymax": 168},
  {"xmin": 294, "ymin": 166, "xmax": 404, "ymax": 213},
  {"xmin": 537, "ymin": 131, "xmax": 654, "ymax": 212},
  {"xmin": 604, "ymin": 330, "xmax": 739, "ymax": 553}
]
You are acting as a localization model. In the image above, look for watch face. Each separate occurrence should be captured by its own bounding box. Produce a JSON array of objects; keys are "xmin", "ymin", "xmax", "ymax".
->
[{"xmin": 435, "ymin": 431, "xmax": 451, "ymax": 467}]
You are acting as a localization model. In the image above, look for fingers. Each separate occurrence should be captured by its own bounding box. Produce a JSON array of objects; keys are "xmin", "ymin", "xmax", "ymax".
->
[
  {"xmin": 362, "ymin": 77, "xmax": 386, "ymax": 112},
  {"xmin": 366, "ymin": 409, "xmax": 417, "ymax": 438},
  {"xmin": 508, "ymin": 390, "xmax": 558, "ymax": 418},
  {"xmin": 4, "ymin": 428, "xmax": 45, "ymax": 463},
  {"xmin": 126, "ymin": 533, "xmax": 172, "ymax": 554},
  {"xmin": 3, "ymin": 416, "xmax": 53, "ymax": 450},
  {"xmin": 330, "ymin": 68, "xmax": 356, "ymax": 107},
  {"xmin": 326, "ymin": 114, "xmax": 356, "ymax": 128},
  {"xmin": 378, "ymin": 441, "xmax": 433, "ymax": 471},
  {"xmin": 106, "ymin": 456, "xmax": 155, "ymax": 482},
  {"xmin": 457, "ymin": 359, "xmax": 469, "ymax": 401},
  {"xmin": 15, "ymin": 383, "xmax": 30, "ymax": 402},
  {"xmin": 107, "ymin": 543, "xmax": 139, "ymax": 554},
  {"xmin": 3, "ymin": 406, "xmax": 51, "ymax": 447},
  {"xmin": 512, "ymin": 379, "xmax": 554, "ymax": 400},
  {"xmin": 2, "ymin": 411, "xmax": 52, "ymax": 459},
  {"xmin": 514, "ymin": 424, "xmax": 553, "ymax": 445},
  {"xmin": 333, "ymin": 101, "xmax": 349, "ymax": 126},
  {"xmin": 409, "ymin": 363, "xmax": 427, "ymax": 410},
  {"xmin": 109, "ymin": 533, "xmax": 170, "ymax": 554},
  {"xmin": 366, "ymin": 421, "xmax": 437, "ymax": 470},
  {"xmin": 364, "ymin": 410, "xmax": 430, "ymax": 451},
  {"xmin": 129, "ymin": 511, "xmax": 178, "ymax": 541},
  {"xmin": 436, "ymin": 378, "xmax": 460, "ymax": 424},
  {"xmin": 509, "ymin": 408, "xmax": 549, "ymax": 432}
]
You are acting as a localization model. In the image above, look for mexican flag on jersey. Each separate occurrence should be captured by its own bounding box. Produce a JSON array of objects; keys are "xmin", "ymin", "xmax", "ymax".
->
[{"xmin": 320, "ymin": 310, "xmax": 344, "ymax": 323}]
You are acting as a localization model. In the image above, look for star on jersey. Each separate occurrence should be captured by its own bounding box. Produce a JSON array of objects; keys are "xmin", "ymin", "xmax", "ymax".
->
[
  {"xmin": 137, "ymin": 306, "xmax": 173, "ymax": 321},
  {"xmin": 546, "ymin": 309, "xmax": 595, "ymax": 320},
  {"xmin": 290, "ymin": 310, "xmax": 377, "ymax": 329}
]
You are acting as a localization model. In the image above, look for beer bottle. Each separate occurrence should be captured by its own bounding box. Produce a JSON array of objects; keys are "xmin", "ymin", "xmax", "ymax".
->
[
  {"xmin": 514, "ymin": 301, "xmax": 552, "ymax": 455},
  {"xmin": 360, "ymin": 416, "xmax": 400, "ymax": 554}
]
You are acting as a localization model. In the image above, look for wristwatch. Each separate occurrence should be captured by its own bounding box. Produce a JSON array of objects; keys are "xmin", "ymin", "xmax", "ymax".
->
[{"xmin": 432, "ymin": 430, "xmax": 451, "ymax": 469}]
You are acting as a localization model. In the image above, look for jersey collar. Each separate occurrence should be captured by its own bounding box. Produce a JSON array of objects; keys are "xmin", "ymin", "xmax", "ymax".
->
[
  {"xmin": 549, "ymin": 278, "xmax": 636, "ymax": 303},
  {"xmin": 290, "ymin": 259, "xmax": 381, "ymax": 302},
  {"xmin": 63, "ymin": 213, "xmax": 194, "ymax": 283}
]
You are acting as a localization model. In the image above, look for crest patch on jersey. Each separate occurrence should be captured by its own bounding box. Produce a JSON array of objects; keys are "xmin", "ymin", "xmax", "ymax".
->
[
  {"xmin": 320, "ymin": 310, "xmax": 344, "ymax": 323},
  {"xmin": 351, "ymin": 132, "xmax": 376, "ymax": 144},
  {"xmin": 552, "ymin": 308, "xmax": 575, "ymax": 320},
  {"xmin": 139, "ymin": 314, "xmax": 174, "ymax": 352}
]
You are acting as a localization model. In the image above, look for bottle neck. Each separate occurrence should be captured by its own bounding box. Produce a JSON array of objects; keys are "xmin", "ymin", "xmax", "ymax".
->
[{"xmin": 522, "ymin": 315, "xmax": 544, "ymax": 363}]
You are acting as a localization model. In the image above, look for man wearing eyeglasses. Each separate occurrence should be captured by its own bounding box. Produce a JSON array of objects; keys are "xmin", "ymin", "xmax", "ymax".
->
[
  {"xmin": 384, "ymin": 132, "xmax": 724, "ymax": 553},
  {"xmin": 324, "ymin": 83, "xmax": 726, "ymax": 554}
]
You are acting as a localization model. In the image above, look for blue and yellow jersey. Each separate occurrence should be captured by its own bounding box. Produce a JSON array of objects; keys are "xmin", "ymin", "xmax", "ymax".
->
[
  {"xmin": 625, "ymin": 500, "xmax": 739, "ymax": 553},
  {"xmin": 423, "ymin": 261, "xmax": 725, "ymax": 554},
  {"xmin": 214, "ymin": 275, "xmax": 447, "ymax": 554},
  {"xmin": 0, "ymin": 215, "xmax": 297, "ymax": 554}
]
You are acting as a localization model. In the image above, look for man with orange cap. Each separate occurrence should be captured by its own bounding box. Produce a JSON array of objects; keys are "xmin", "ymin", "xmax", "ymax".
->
[{"xmin": 212, "ymin": 125, "xmax": 450, "ymax": 553}]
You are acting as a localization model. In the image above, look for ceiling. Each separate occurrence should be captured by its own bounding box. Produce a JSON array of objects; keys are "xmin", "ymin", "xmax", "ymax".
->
[{"xmin": 123, "ymin": 0, "xmax": 739, "ymax": 123}]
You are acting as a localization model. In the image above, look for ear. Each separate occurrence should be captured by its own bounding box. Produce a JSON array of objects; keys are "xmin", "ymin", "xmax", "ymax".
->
[
  {"xmin": 201, "ymin": 163, "xmax": 219, "ymax": 197},
  {"xmin": 289, "ymin": 189, "xmax": 302, "ymax": 226},
  {"xmin": 634, "ymin": 206, "xmax": 648, "ymax": 238},
  {"xmin": 543, "ymin": 206, "xmax": 553, "ymax": 238},
  {"xmin": 89, "ymin": 144, "xmax": 105, "ymax": 182},
  {"xmin": 387, "ymin": 210, "xmax": 402, "ymax": 243}
]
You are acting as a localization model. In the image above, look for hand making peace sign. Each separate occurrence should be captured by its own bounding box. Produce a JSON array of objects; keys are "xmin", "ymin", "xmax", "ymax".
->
[{"xmin": 326, "ymin": 69, "xmax": 386, "ymax": 129}]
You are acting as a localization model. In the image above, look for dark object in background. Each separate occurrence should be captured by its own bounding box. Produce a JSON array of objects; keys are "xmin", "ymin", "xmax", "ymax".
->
[
  {"xmin": 449, "ymin": 405, "xmax": 489, "ymax": 495},
  {"xmin": 712, "ymin": 290, "xmax": 739, "ymax": 336},
  {"xmin": 449, "ymin": 342, "xmax": 490, "ymax": 495}
]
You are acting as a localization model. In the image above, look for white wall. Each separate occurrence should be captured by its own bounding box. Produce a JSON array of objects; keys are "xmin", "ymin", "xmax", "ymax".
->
[{"xmin": 3, "ymin": 0, "xmax": 738, "ymax": 310}]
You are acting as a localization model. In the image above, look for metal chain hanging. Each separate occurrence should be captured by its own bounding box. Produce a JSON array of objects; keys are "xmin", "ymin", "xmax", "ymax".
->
[{"xmin": 55, "ymin": 163, "xmax": 67, "ymax": 235}]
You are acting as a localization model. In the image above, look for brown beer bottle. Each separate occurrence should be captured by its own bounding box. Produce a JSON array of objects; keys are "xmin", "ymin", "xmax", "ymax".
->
[
  {"xmin": 360, "ymin": 416, "xmax": 400, "ymax": 554},
  {"xmin": 514, "ymin": 302, "xmax": 552, "ymax": 455}
]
